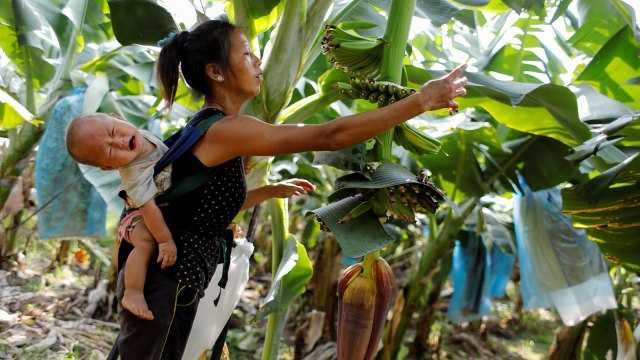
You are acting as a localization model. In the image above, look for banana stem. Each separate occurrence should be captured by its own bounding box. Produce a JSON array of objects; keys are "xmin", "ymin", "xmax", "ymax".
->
[
  {"xmin": 263, "ymin": 308, "xmax": 288, "ymax": 360},
  {"xmin": 379, "ymin": 0, "xmax": 416, "ymax": 82},
  {"xmin": 373, "ymin": 0, "xmax": 416, "ymax": 161},
  {"xmin": 262, "ymin": 198, "xmax": 289, "ymax": 359},
  {"xmin": 362, "ymin": 250, "xmax": 381, "ymax": 277}
]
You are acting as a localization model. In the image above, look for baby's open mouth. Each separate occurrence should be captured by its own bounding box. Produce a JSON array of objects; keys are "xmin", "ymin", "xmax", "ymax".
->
[{"xmin": 129, "ymin": 136, "xmax": 135, "ymax": 150}]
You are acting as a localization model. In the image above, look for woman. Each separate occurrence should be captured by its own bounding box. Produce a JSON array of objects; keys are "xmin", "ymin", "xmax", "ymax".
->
[{"xmin": 111, "ymin": 18, "xmax": 467, "ymax": 359}]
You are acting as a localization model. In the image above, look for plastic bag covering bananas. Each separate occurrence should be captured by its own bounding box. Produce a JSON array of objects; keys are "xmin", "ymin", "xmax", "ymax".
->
[
  {"xmin": 322, "ymin": 25, "xmax": 385, "ymax": 77},
  {"xmin": 338, "ymin": 252, "xmax": 397, "ymax": 360}
]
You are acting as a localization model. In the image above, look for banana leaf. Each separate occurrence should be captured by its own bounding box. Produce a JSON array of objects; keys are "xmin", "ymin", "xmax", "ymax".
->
[
  {"xmin": 583, "ymin": 310, "xmax": 617, "ymax": 360},
  {"xmin": 327, "ymin": 161, "xmax": 432, "ymax": 201},
  {"xmin": 313, "ymin": 143, "xmax": 369, "ymax": 175},
  {"xmin": 494, "ymin": 135, "xmax": 578, "ymax": 191},
  {"xmin": 568, "ymin": 0, "xmax": 632, "ymax": 57},
  {"xmin": 573, "ymin": 84, "xmax": 637, "ymax": 122},
  {"xmin": 417, "ymin": 121, "xmax": 501, "ymax": 199},
  {"xmin": 230, "ymin": 0, "xmax": 284, "ymax": 40},
  {"xmin": 562, "ymin": 153, "xmax": 640, "ymax": 271},
  {"xmin": 307, "ymin": 194, "xmax": 394, "ymax": 258},
  {"xmin": 240, "ymin": 0, "xmax": 308, "ymax": 123},
  {"xmin": 576, "ymin": 26, "xmax": 640, "ymax": 109},
  {"xmin": 7, "ymin": 0, "xmax": 56, "ymax": 84},
  {"xmin": 107, "ymin": 0, "xmax": 177, "ymax": 46},
  {"xmin": 256, "ymin": 235, "xmax": 313, "ymax": 320},
  {"xmin": 405, "ymin": 65, "xmax": 591, "ymax": 147},
  {"xmin": 0, "ymin": 89, "xmax": 37, "ymax": 128}
]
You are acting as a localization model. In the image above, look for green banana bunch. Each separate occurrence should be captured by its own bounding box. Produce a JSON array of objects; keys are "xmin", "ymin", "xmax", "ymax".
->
[
  {"xmin": 322, "ymin": 25, "xmax": 385, "ymax": 77},
  {"xmin": 344, "ymin": 170, "xmax": 444, "ymax": 223},
  {"xmin": 393, "ymin": 123, "xmax": 441, "ymax": 155},
  {"xmin": 332, "ymin": 78, "xmax": 416, "ymax": 106},
  {"xmin": 338, "ymin": 252, "xmax": 397, "ymax": 360}
]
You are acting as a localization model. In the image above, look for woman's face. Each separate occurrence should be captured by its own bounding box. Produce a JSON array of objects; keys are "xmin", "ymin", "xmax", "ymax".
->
[{"xmin": 226, "ymin": 29, "xmax": 263, "ymax": 98}]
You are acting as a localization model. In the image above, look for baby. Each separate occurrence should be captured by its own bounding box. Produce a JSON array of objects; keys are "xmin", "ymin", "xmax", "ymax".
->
[{"xmin": 66, "ymin": 112, "xmax": 175, "ymax": 320}]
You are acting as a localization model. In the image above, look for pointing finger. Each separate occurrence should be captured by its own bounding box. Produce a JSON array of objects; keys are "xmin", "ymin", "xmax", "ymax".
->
[{"xmin": 445, "ymin": 63, "xmax": 468, "ymax": 80}]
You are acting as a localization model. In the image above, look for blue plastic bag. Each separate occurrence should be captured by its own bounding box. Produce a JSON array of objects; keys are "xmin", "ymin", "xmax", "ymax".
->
[
  {"xmin": 513, "ymin": 178, "xmax": 616, "ymax": 325},
  {"xmin": 448, "ymin": 230, "xmax": 492, "ymax": 323},
  {"xmin": 34, "ymin": 88, "xmax": 107, "ymax": 240}
]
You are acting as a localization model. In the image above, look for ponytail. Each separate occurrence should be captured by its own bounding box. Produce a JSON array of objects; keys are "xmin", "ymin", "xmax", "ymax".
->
[
  {"xmin": 156, "ymin": 18, "xmax": 237, "ymax": 110},
  {"xmin": 157, "ymin": 30, "xmax": 189, "ymax": 109}
]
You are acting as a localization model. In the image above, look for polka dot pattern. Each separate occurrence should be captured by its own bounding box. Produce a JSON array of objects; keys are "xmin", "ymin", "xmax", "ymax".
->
[{"xmin": 168, "ymin": 156, "xmax": 246, "ymax": 297}]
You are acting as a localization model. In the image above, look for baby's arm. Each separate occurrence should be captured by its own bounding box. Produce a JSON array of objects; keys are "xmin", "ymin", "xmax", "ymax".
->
[
  {"xmin": 139, "ymin": 198, "xmax": 177, "ymax": 269},
  {"xmin": 241, "ymin": 179, "xmax": 315, "ymax": 211}
]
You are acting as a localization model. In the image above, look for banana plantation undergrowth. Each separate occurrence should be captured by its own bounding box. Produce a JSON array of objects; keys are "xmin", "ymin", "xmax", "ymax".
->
[{"xmin": 0, "ymin": 235, "xmax": 563, "ymax": 360}]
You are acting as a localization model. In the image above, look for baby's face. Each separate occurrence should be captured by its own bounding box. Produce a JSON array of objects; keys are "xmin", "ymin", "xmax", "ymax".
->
[{"xmin": 78, "ymin": 114, "xmax": 147, "ymax": 170}]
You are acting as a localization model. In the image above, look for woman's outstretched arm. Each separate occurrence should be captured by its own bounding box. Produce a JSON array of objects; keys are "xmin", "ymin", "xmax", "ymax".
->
[{"xmin": 194, "ymin": 64, "xmax": 468, "ymax": 167}]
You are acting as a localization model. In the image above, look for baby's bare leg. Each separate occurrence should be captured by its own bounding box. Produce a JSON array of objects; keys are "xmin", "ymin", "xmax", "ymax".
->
[{"xmin": 122, "ymin": 221, "xmax": 156, "ymax": 320}]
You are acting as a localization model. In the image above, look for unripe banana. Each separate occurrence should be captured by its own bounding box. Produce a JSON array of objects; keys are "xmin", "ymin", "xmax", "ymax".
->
[
  {"xmin": 367, "ymin": 79, "xmax": 377, "ymax": 91},
  {"xmin": 339, "ymin": 199, "xmax": 373, "ymax": 224},
  {"xmin": 333, "ymin": 82, "xmax": 359, "ymax": 99},
  {"xmin": 396, "ymin": 123, "xmax": 441, "ymax": 155},
  {"xmin": 350, "ymin": 77, "xmax": 361, "ymax": 90},
  {"xmin": 321, "ymin": 24, "xmax": 384, "ymax": 78},
  {"xmin": 395, "ymin": 86, "xmax": 409, "ymax": 98},
  {"xmin": 368, "ymin": 91, "xmax": 381, "ymax": 104},
  {"xmin": 377, "ymin": 93, "xmax": 387, "ymax": 105}
]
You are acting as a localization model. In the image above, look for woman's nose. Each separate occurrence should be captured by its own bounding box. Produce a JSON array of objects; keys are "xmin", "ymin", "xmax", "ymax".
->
[{"xmin": 253, "ymin": 54, "xmax": 262, "ymax": 67}]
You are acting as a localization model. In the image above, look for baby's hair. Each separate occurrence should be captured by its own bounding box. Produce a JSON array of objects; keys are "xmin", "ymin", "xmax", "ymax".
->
[{"xmin": 65, "ymin": 113, "xmax": 103, "ymax": 167}]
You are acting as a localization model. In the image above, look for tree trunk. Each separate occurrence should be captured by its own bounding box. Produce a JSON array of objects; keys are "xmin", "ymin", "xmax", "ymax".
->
[
  {"xmin": 413, "ymin": 280, "xmax": 444, "ymax": 358},
  {"xmin": 548, "ymin": 321, "xmax": 588, "ymax": 360}
]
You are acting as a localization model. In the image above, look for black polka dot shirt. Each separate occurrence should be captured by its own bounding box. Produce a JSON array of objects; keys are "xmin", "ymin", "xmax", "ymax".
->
[{"xmin": 164, "ymin": 154, "xmax": 247, "ymax": 297}]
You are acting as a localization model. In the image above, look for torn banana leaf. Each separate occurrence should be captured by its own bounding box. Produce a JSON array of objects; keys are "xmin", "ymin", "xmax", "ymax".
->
[{"xmin": 328, "ymin": 161, "xmax": 440, "ymax": 202}]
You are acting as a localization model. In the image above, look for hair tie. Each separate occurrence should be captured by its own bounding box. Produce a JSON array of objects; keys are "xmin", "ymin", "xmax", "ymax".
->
[{"xmin": 157, "ymin": 33, "xmax": 177, "ymax": 47}]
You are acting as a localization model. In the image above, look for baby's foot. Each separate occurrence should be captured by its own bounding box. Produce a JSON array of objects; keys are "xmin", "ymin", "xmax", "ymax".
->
[{"xmin": 122, "ymin": 290, "xmax": 154, "ymax": 320}]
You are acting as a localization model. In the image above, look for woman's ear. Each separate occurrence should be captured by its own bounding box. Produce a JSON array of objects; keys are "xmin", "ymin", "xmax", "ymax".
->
[{"xmin": 205, "ymin": 63, "xmax": 224, "ymax": 82}]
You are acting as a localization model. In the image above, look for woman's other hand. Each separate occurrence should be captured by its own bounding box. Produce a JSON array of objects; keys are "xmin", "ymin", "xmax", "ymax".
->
[
  {"xmin": 271, "ymin": 179, "xmax": 316, "ymax": 198},
  {"xmin": 417, "ymin": 63, "xmax": 468, "ymax": 112}
]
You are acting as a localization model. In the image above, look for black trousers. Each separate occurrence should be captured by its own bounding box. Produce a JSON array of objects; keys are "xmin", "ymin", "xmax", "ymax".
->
[{"xmin": 108, "ymin": 265, "xmax": 200, "ymax": 360}]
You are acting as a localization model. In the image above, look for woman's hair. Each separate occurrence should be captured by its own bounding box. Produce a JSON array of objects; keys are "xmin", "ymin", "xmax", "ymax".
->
[{"xmin": 156, "ymin": 18, "xmax": 237, "ymax": 109}]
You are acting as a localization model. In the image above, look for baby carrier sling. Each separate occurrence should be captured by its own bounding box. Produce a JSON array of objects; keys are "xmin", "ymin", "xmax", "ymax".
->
[{"xmin": 153, "ymin": 107, "xmax": 226, "ymax": 203}]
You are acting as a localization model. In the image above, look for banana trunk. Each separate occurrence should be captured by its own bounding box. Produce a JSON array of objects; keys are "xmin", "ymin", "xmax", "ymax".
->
[{"xmin": 338, "ymin": 252, "xmax": 397, "ymax": 360}]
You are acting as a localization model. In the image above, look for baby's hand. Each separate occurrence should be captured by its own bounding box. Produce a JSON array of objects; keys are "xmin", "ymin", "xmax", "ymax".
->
[
  {"xmin": 272, "ymin": 179, "xmax": 316, "ymax": 198},
  {"xmin": 157, "ymin": 240, "xmax": 177, "ymax": 269}
]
